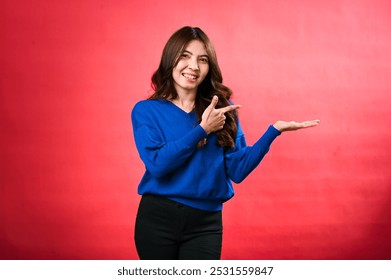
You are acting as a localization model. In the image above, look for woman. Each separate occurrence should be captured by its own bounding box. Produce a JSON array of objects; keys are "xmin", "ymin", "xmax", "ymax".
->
[{"xmin": 131, "ymin": 26, "xmax": 319, "ymax": 260}]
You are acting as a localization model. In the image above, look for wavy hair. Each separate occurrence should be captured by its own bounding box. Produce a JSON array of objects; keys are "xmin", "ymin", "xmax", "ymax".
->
[{"xmin": 149, "ymin": 26, "xmax": 238, "ymax": 148}]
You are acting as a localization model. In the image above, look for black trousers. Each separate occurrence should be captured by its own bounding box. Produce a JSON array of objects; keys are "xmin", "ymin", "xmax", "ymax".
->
[{"xmin": 135, "ymin": 194, "xmax": 222, "ymax": 260}]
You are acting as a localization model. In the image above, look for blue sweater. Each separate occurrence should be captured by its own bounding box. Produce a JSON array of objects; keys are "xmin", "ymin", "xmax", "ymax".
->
[{"xmin": 131, "ymin": 99, "xmax": 281, "ymax": 211}]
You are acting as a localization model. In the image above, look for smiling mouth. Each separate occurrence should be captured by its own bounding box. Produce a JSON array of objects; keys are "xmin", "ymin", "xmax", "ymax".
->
[{"xmin": 182, "ymin": 73, "xmax": 198, "ymax": 80}]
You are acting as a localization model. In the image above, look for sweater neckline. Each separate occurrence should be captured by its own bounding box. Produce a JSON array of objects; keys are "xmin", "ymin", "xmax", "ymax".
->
[{"xmin": 162, "ymin": 99, "xmax": 195, "ymax": 116}]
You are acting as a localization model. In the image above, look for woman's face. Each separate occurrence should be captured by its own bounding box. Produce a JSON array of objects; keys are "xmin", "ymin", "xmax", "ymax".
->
[{"xmin": 172, "ymin": 40, "xmax": 209, "ymax": 96}]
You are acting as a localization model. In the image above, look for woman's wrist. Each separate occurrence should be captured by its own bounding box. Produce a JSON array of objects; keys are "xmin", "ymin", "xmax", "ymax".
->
[
  {"xmin": 200, "ymin": 122, "xmax": 211, "ymax": 135},
  {"xmin": 273, "ymin": 121, "xmax": 283, "ymax": 132}
]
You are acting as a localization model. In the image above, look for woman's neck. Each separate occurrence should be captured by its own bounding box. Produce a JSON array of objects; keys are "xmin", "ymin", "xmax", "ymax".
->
[{"xmin": 170, "ymin": 92, "xmax": 196, "ymax": 113}]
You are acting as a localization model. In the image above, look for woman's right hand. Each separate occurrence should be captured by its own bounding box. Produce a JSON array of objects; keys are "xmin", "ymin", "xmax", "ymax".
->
[{"xmin": 200, "ymin": 96, "xmax": 241, "ymax": 134}]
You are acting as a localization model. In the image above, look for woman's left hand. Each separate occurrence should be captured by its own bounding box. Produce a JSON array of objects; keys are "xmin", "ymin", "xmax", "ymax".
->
[{"xmin": 273, "ymin": 119, "xmax": 320, "ymax": 132}]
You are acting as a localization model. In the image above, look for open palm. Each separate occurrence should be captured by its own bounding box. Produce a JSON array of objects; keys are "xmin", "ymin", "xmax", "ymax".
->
[{"xmin": 273, "ymin": 120, "xmax": 320, "ymax": 132}]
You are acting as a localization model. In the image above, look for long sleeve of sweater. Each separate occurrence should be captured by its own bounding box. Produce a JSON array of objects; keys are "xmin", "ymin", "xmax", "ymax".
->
[
  {"xmin": 132, "ymin": 101, "xmax": 208, "ymax": 178},
  {"xmin": 225, "ymin": 125, "xmax": 281, "ymax": 183},
  {"xmin": 131, "ymin": 99, "xmax": 281, "ymax": 211}
]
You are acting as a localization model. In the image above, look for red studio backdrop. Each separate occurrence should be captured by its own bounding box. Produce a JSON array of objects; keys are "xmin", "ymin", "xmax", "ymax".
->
[{"xmin": 1, "ymin": 0, "xmax": 391, "ymax": 260}]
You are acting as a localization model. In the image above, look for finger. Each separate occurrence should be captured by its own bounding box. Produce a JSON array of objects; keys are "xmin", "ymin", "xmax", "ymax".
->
[
  {"xmin": 302, "ymin": 120, "xmax": 320, "ymax": 127},
  {"xmin": 208, "ymin": 95, "xmax": 219, "ymax": 110},
  {"xmin": 293, "ymin": 120, "xmax": 319, "ymax": 129},
  {"xmin": 219, "ymin": 104, "xmax": 242, "ymax": 113}
]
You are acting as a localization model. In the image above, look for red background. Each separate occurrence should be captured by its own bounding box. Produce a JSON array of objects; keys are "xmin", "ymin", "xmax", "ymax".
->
[{"xmin": 1, "ymin": 0, "xmax": 391, "ymax": 259}]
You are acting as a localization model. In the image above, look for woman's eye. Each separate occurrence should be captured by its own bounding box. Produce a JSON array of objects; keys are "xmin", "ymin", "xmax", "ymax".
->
[{"xmin": 200, "ymin": 58, "xmax": 209, "ymax": 63}]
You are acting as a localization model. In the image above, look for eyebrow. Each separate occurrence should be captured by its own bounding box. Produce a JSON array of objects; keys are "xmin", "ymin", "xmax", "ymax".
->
[{"xmin": 183, "ymin": 50, "xmax": 209, "ymax": 58}]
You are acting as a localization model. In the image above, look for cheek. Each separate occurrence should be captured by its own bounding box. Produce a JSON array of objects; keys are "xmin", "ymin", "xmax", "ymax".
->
[
  {"xmin": 172, "ymin": 62, "xmax": 185, "ymax": 76},
  {"xmin": 175, "ymin": 60, "xmax": 187, "ymax": 71},
  {"xmin": 172, "ymin": 67, "xmax": 181, "ymax": 80}
]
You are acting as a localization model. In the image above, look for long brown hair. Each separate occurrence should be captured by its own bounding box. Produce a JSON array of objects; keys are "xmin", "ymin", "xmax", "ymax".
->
[{"xmin": 149, "ymin": 26, "xmax": 238, "ymax": 148}]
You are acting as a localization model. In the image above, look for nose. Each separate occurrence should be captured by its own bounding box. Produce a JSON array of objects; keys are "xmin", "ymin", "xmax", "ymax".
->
[
  {"xmin": 188, "ymin": 61, "xmax": 199, "ymax": 70},
  {"xmin": 188, "ymin": 64, "xmax": 199, "ymax": 70}
]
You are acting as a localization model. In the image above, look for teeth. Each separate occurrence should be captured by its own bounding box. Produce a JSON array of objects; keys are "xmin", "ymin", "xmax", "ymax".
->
[{"xmin": 183, "ymin": 73, "xmax": 197, "ymax": 80}]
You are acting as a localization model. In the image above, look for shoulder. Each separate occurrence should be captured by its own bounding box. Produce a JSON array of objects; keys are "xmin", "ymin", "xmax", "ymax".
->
[
  {"xmin": 132, "ymin": 99, "xmax": 168, "ymax": 114},
  {"xmin": 131, "ymin": 99, "xmax": 170, "ymax": 124},
  {"xmin": 133, "ymin": 99, "xmax": 165, "ymax": 110}
]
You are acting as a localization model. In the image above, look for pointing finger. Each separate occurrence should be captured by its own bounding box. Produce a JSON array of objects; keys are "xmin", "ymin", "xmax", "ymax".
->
[{"xmin": 219, "ymin": 104, "xmax": 242, "ymax": 113}]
